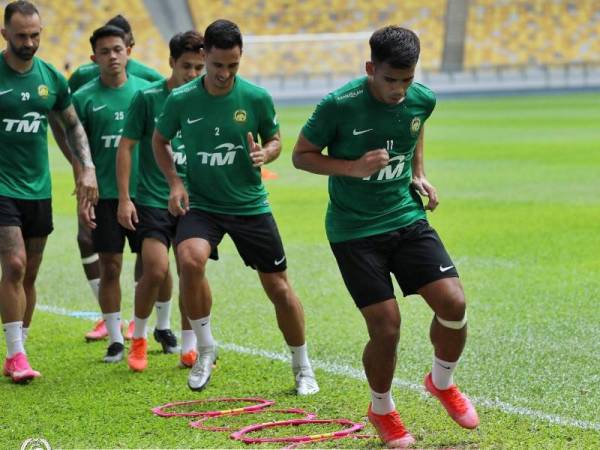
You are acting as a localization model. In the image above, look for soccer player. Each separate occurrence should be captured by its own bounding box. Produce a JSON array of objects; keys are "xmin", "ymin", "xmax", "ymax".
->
[
  {"xmin": 0, "ymin": 0, "xmax": 97, "ymax": 383},
  {"xmin": 292, "ymin": 26, "xmax": 479, "ymax": 447},
  {"xmin": 68, "ymin": 14, "xmax": 162, "ymax": 93},
  {"xmin": 73, "ymin": 24, "xmax": 150, "ymax": 363},
  {"xmin": 153, "ymin": 19, "xmax": 319, "ymax": 395},
  {"xmin": 64, "ymin": 14, "xmax": 162, "ymax": 342},
  {"xmin": 116, "ymin": 30, "xmax": 209, "ymax": 371}
]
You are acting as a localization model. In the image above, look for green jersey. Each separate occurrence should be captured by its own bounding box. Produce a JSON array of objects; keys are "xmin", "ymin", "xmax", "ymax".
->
[
  {"xmin": 0, "ymin": 53, "xmax": 71, "ymax": 199},
  {"xmin": 72, "ymin": 75, "xmax": 150, "ymax": 199},
  {"xmin": 156, "ymin": 75, "xmax": 279, "ymax": 215},
  {"xmin": 122, "ymin": 79, "xmax": 187, "ymax": 209},
  {"xmin": 301, "ymin": 77, "xmax": 435, "ymax": 243},
  {"xmin": 68, "ymin": 58, "xmax": 162, "ymax": 93}
]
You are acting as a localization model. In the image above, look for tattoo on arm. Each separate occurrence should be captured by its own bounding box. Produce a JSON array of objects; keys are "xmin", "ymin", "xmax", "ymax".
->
[{"xmin": 54, "ymin": 106, "xmax": 94, "ymax": 167}]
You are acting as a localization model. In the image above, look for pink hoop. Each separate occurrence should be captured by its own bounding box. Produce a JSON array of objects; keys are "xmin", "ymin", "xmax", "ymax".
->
[
  {"xmin": 281, "ymin": 432, "xmax": 379, "ymax": 449},
  {"xmin": 230, "ymin": 418, "xmax": 364, "ymax": 444},
  {"xmin": 190, "ymin": 408, "xmax": 316, "ymax": 432},
  {"xmin": 152, "ymin": 397, "xmax": 274, "ymax": 418}
]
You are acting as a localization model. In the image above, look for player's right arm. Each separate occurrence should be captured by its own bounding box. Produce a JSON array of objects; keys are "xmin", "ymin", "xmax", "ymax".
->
[
  {"xmin": 48, "ymin": 113, "xmax": 82, "ymax": 185},
  {"xmin": 117, "ymin": 90, "xmax": 147, "ymax": 230},
  {"xmin": 153, "ymin": 129, "xmax": 187, "ymax": 216},
  {"xmin": 116, "ymin": 137, "xmax": 139, "ymax": 230},
  {"xmin": 293, "ymin": 134, "xmax": 389, "ymax": 178},
  {"xmin": 70, "ymin": 93, "xmax": 97, "ymax": 229},
  {"xmin": 153, "ymin": 94, "xmax": 187, "ymax": 216},
  {"xmin": 292, "ymin": 94, "xmax": 388, "ymax": 178}
]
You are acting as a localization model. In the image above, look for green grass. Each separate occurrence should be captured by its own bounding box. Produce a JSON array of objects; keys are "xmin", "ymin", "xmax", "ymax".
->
[{"xmin": 1, "ymin": 93, "xmax": 600, "ymax": 449}]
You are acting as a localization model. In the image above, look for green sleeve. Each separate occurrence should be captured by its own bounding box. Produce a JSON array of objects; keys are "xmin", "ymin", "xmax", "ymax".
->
[
  {"xmin": 257, "ymin": 92, "xmax": 279, "ymax": 141},
  {"xmin": 300, "ymin": 93, "xmax": 337, "ymax": 148},
  {"xmin": 144, "ymin": 67, "xmax": 164, "ymax": 83},
  {"xmin": 425, "ymin": 93, "xmax": 436, "ymax": 120},
  {"xmin": 122, "ymin": 90, "xmax": 146, "ymax": 141},
  {"xmin": 155, "ymin": 93, "xmax": 179, "ymax": 140},
  {"xmin": 53, "ymin": 70, "xmax": 72, "ymax": 111},
  {"xmin": 68, "ymin": 69, "xmax": 85, "ymax": 93}
]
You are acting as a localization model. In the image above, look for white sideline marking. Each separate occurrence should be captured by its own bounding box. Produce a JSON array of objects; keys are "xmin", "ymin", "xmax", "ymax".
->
[{"xmin": 37, "ymin": 304, "xmax": 600, "ymax": 431}]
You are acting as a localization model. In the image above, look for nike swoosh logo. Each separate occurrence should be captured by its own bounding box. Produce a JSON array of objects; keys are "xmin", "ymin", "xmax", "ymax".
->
[
  {"xmin": 352, "ymin": 128, "xmax": 373, "ymax": 136},
  {"xmin": 439, "ymin": 265, "xmax": 455, "ymax": 273},
  {"xmin": 274, "ymin": 256, "xmax": 286, "ymax": 266},
  {"xmin": 187, "ymin": 117, "xmax": 204, "ymax": 124},
  {"xmin": 200, "ymin": 322, "xmax": 208, "ymax": 327},
  {"xmin": 0, "ymin": 89, "xmax": 13, "ymax": 96},
  {"xmin": 92, "ymin": 105, "xmax": 107, "ymax": 112}
]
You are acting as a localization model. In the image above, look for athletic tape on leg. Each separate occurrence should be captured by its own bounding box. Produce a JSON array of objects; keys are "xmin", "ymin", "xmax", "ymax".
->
[
  {"xmin": 81, "ymin": 254, "xmax": 99, "ymax": 264},
  {"xmin": 436, "ymin": 312, "xmax": 467, "ymax": 330}
]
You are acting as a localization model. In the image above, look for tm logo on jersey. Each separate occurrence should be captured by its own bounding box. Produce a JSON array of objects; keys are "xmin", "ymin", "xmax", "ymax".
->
[
  {"xmin": 196, "ymin": 142, "xmax": 243, "ymax": 166},
  {"xmin": 101, "ymin": 129, "xmax": 123, "ymax": 148},
  {"xmin": 2, "ymin": 112, "xmax": 45, "ymax": 133},
  {"xmin": 362, "ymin": 140, "xmax": 406, "ymax": 182}
]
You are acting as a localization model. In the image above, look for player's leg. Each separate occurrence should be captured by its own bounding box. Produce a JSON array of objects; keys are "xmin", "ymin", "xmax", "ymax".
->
[
  {"xmin": 175, "ymin": 210, "xmax": 221, "ymax": 391},
  {"xmin": 77, "ymin": 217, "xmax": 106, "ymax": 341},
  {"xmin": 124, "ymin": 252, "xmax": 144, "ymax": 340},
  {"xmin": 331, "ymin": 233, "xmax": 414, "ymax": 448},
  {"xmin": 393, "ymin": 220, "xmax": 478, "ymax": 429},
  {"xmin": 92, "ymin": 199, "xmax": 128, "ymax": 362},
  {"xmin": 0, "ymin": 225, "xmax": 40, "ymax": 383},
  {"xmin": 127, "ymin": 237, "xmax": 169, "ymax": 372},
  {"xmin": 228, "ymin": 212, "xmax": 318, "ymax": 395},
  {"xmin": 22, "ymin": 237, "xmax": 47, "ymax": 333},
  {"xmin": 153, "ymin": 266, "xmax": 178, "ymax": 354},
  {"xmin": 98, "ymin": 252, "xmax": 125, "ymax": 362},
  {"xmin": 178, "ymin": 291, "xmax": 197, "ymax": 368},
  {"xmin": 419, "ymin": 278, "xmax": 478, "ymax": 428},
  {"xmin": 257, "ymin": 270, "xmax": 319, "ymax": 395},
  {"xmin": 177, "ymin": 238, "xmax": 215, "ymax": 389}
]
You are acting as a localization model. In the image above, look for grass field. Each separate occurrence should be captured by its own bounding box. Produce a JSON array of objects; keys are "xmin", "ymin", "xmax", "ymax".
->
[{"xmin": 1, "ymin": 93, "xmax": 600, "ymax": 449}]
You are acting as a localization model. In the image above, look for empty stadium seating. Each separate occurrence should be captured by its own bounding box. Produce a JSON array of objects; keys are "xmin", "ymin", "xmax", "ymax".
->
[
  {"xmin": 464, "ymin": 0, "xmax": 600, "ymax": 68},
  {"xmin": 1, "ymin": 0, "xmax": 169, "ymax": 77},
  {"xmin": 188, "ymin": 0, "xmax": 446, "ymax": 74}
]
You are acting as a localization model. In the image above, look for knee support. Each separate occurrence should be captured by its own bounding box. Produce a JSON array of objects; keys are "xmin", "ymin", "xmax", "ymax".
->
[
  {"xmin": 81, "ymin": 253, "xmax": 99, "ymax": 265},
  {"xmin": 436, "ymin": 312, "xmax": 467, "ymax": 330}
]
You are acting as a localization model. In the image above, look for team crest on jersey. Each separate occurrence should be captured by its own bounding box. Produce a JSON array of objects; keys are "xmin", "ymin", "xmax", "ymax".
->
[
  {"xmin": 410, "ymin": 117, "xmax": 421, "ymax": 136},
  {"xmin": 37, "ymin": 84, "xmax": 49, "ymax": 98},
  {"xmin": 234, "ymin": 109, "xmax": 247, "ymax": 122}
]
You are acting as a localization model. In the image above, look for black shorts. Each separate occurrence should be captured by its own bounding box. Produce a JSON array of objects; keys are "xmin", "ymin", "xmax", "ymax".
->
[
  {"xmin": 0, "ymin": 196, "xmax": 53, "ymax": 238},
  {"xmin": 92, "ymin": 199, "xmax": 140, "ymax": 254},
  {"xmin": 137, "ymin": 204, "xmax": 179, "ymax": 248},
  {"xmin": 175, "ymin": 209, "xmax": 286, "ymax": 273},
  {"xmin": 137, "ymin": 205, "xmax": 218, "ymax": 260},
  {"xmin": 330, "ymin": 219, "xmax": 459, "ymax": 309}
]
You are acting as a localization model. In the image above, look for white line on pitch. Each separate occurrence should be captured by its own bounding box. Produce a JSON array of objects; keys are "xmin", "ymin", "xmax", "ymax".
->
[{"xmin": 36, "ymin": 304, "xmax": 600, "ymax": 432}]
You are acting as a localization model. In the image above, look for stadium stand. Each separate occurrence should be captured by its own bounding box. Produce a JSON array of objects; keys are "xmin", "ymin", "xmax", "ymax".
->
[
  {"xmin": 464, "ymin": 0, "xmax": 600, "ymax": 68},
  {"xmin": 188, "ymin": 0, "xmax": 447, "ymax": 74},
  {"xmin": 0, "ymin": 0, "xmax": 169, "ymax": 77}
]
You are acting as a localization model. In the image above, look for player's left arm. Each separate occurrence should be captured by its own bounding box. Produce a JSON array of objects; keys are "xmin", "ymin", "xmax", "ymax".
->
[
  {"xmin": 411, "ymin": 125, "xmax": 438, "ymax": 211},
  {"xmin": 248, "ymin": 131, "xmax": 280, "ymax": 167},
  {"xmin": 50, "ymin": 105, "xmax": 98, "ymax": 205}
]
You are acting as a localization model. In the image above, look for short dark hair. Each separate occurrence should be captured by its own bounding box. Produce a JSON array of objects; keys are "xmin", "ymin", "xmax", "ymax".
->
[
  {"xmin": 89, "ymin": 25, "xmax": 126, "ymax": 52},
  {"xmin": 369, "ymin": 26, "xmax": 420, "ymax": 69},
  {"xmin": 106, "ymin": 14, "xmax": 134, "ymax": 46},
  {"xmin": 4, "ymin": 0, "xmax": 38, "ymax": 26},
  {"xmin": 169, "ymin": 30, "xmax": 204, "ymax": 60},
  {"xmin": 203, "ymin": 19, "xmax": 242, "ymax": 52}
]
